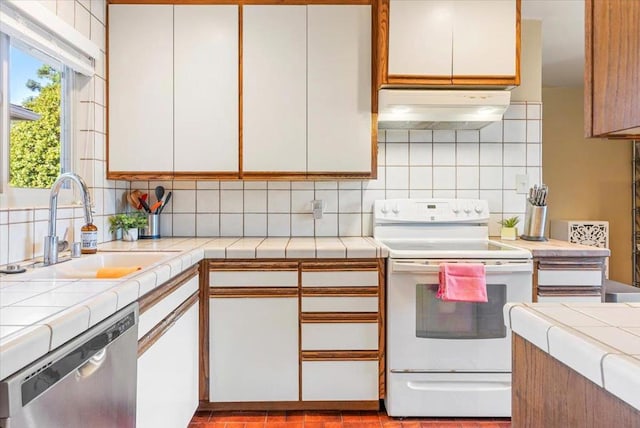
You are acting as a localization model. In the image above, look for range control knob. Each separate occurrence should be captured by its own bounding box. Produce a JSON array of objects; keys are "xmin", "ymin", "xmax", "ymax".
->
[
  {"xmin": 463, "ymin": 206, "xmax": 472, "ymax": 214},
  {"xmin": 474, "ymin": 205, "xmax": 483, "ymax": 214},
  {"xmin": 381, "ymin": 204, "xmax": 389, "ymax": 214},
  {"xmin": 452, "ymin": 205, "xmax": 460, "ymax": 214},
  {"xmin": 392, "ymin": 204, "xmax": 400, "ymax": 214}
]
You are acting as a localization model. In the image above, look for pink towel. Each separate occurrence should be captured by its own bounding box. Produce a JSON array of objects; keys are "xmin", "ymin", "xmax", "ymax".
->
[{"xmin": 437, "ymin": 263, "xmax": 488, "ymax": 302}]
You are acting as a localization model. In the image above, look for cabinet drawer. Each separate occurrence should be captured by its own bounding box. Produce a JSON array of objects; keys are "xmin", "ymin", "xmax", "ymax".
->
[
  {"xmin": 537, "ymin": 294, "xmax": 602, "ymax": 304},
  {"xmin": 302, "ymin": 360, "xmax": 378, "ymax": 401},
  {"xmin": 139, "ymin": 275, "xmax": 199, "ymax": 339},
  {"xmin": 537, "ymin": 269, "xmax": 602, "ymax": 286},
  {"xmin": 301, "ymin": 296, "xmax": 378, "ymax": 313},
  {"xmin": 209, "ymin": 270, "xmax": 298, "ymax": 287},
  {"xmin": 302, "ymin": 323, "xmax": 378, "ymax": 351},
  {"xmin": 301, "ymin": 270, "xmax": 378, "ymax": 287}
]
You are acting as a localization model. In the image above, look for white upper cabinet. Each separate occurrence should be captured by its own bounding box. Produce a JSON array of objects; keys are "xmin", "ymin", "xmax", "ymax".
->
[
  {"xmin": 386, "ymin": 0, "xmax": 519, "ymax": 85},
  {"xmin": 388, "ymin": 0, "xmax": 452, "ymax": 76},
  {"xmin": 174, "ymin": 6, "xmax": 239, "ymax": 173},
  {"xmin": 307, "ymin": 5, "xmax": 372, "ymax": 173},
  {"xmin": 242, "ymin": 6, "xmax": 307, "ymax": 173},
  {"xmin": 109, "ymin": 5, "xmax": 173, "ymax": 173},
  {"xmin": 452, "ymin": 0, "xmax": 517, "ymax": 77}
]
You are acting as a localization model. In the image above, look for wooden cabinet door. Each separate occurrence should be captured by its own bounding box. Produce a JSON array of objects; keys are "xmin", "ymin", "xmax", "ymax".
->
[
  {"xmin": 307, "ymin": 5, "xmax": 372, "ymax": 174},
  {"xmin": 174, "ymin": 5, "xmax": 239, "ymax": 174},
  {"xmin": 452, "ymin": 0, "xmax": 517, "ymax": 81},
  {"xmin": 388, "ymin": 0, "xmax": 453, "ymax": 78},
  {"xmin": 108, "ymin": 5, "xmax": 173, "ymax": 174},
  {"xmin": 586, "ymin": 0, "xmax": 640, "ymax": 137},
  {"xmin": 137, "ymin": 302, "xmax": 199, "ymax": 428},
  {"xmin": 209, "ymin": 296, "xmax": 299, "ymax": 402},
  {"xmin": 242, "ymin": 6, "xmax": 307, "ymax": 174}
]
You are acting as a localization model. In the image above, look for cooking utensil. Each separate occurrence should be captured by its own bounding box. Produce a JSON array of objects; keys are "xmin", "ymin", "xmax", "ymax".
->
[
  {"xmin": 138, "ymin": 196, "xmax": 151, "ymax": 213},
  {"xmin": 157, "ymin": 191, "xmax": 172, "ymax": 214},
  {"xmin": 131, "ymin": 190, "xmax": 143, "ymax": 210},
  {"xmin": 527, "ymin": 184, "xmax": 548, "ymax": 207},
  {"xmin": 154, "ymin": 186, "xmax": 165, "ymax": 204},
  {"xmin": 127, "ymin": 192, "xmax": 140, "ymax": 210},
  {"xmin": 149, "ymin": 200, "xmax": 163, "ymax": 213}
]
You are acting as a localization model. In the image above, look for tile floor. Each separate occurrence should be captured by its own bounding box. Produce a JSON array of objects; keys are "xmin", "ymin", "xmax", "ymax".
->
[{"xmin": 189, "ymin": 411, "xmax": 511, "ymax": 428}]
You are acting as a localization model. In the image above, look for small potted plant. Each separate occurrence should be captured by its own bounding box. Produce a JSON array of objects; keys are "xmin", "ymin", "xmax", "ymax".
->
[
  {"xmin": 109, "ymin": 213, "xmax": 148, "ymax": 242},
  {"xmin": 499, "ymin": 216, "xmax": 520, "ymax": 240}
]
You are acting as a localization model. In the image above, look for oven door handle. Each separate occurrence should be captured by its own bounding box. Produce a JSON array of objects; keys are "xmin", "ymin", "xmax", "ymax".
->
[{"xmin": 391, "ymin": 260, "xmax": 532, "ymax": 274}]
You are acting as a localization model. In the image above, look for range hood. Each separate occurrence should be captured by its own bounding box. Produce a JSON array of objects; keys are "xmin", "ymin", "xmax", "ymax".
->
[{"xmin": 378, "ymin": 89, "xmax": 511, "ymax": 130}]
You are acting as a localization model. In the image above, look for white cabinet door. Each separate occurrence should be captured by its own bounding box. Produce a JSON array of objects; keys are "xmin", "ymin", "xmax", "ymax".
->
[
  {"xmin": 137, "ymin": 303, "xmax": 199, "ymax": 428},
  {"xmin": 174, "ymin": 5, "xmax": 239, "ymax": 173},
  {"xmin": 452, "ymin": 0, "xmax": 516, "ymax": 77},
  {"xmin": 108, "ymin": 5, "xmax": 173, "ymax": 172},
  {"xmin": 243, "ymin": 6, "xmax": 307, "ymax": 173},
  {"xmin": 210, "ymin": 297, "xmax": 299, "ymax": 401},
  {"xmin": 307, "ymin": 5, "xmax": 372, "ymax": 173},
  {"xmin": 388, "ymin": 0, "xmax": 453, "ymax": 76}
]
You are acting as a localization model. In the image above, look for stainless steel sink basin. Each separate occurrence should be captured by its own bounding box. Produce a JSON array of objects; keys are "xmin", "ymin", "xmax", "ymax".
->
[{"xmin": 23, "ymin": 252, "xmax": 178, "ymax": 280}]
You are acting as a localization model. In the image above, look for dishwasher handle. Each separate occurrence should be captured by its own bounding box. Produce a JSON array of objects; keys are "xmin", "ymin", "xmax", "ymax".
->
[{"xmin": 391, "ymin": 260, "xmax": 533, "ymax": 274}]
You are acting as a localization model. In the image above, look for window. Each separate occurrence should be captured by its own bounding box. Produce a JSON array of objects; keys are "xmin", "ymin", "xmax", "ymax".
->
[{"xmin": 7, "ymin": 38, "xmax": 72, "ymax": 189}]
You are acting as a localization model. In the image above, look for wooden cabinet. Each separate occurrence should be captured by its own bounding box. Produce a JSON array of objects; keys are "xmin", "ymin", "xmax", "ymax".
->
[
  {"xmin": 242, "ymin": 6, "xmax": 307, "ymax": 174},
  {"xmin": 381, "ymin": 0, "xmax": 520, "ymax": 86},
  {"xmin": 533, "ymin": 257, "xmax": 606, "ymax": 303},
  {"xmin": 108, "ymin": 3, "xmax": 375, "ymax": 180},
  {"xmin": 108, "ymin": 4, "xmax": 239, "ymax": 179},
  {"xmin": 137, "ymin": 266, "xmax": 200, "ymax": 428},
  {"xmin": 585, "ymin": 0, "xmax": 640, "ymax": 138},
  {"xmin": 307, "ymin": 5, "xmax": 372, "ymax": 174},
  {"xmin": 200, "ymin": 259, "xmax": 384, "ymax": 410},
  {"xmin": 108, "ymin": 5, "xmax": 173, "ymax": 174},
  {"xmin": 243, "ymin": 4, "xmax": 373, "ymax": 178},
  {"xmin": 174, "ymin": 5, "xmax": 239, "ymax": 174},
  {"xmin": 300, "ymin": 261, "xmax": 382, "ymax": 403},
  {"xmin": 209, "ymin": 296, "xmax": 299, "ymax": 402}
]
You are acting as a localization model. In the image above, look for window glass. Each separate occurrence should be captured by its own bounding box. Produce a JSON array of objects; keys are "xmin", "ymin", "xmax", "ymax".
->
[{"xmin": 8, "ymin": 41, "xmax": 69, "ymax": 189}]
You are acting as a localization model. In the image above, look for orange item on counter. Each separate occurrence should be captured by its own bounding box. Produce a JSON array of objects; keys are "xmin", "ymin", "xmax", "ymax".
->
[{"xmin": 95, "ymin": 266, "xmax": 142, "ymax": 279}]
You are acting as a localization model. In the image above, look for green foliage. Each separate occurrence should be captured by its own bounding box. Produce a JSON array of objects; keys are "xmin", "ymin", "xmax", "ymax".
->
[
  {"xmin": 499, "ymin": 216, "xmax": 520, "ymax": 228},
  {"xmin": 9, "ymin": 65, "xmax": 62, "ymax": 188},
  {"xmin": 109, "ymin": 213, "xmax": 149, "ymax": 233}
]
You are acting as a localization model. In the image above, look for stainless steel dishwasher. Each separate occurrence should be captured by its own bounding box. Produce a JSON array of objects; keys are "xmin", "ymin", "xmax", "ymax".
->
[{"xmin": 0, "ymin": 303, "xmax": 138, "ymax": 428}]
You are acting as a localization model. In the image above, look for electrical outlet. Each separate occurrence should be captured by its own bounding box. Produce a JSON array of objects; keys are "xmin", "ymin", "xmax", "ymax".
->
[{"xmin": 516, "ymin": 174, "xmax": 529, "ymax": 194}]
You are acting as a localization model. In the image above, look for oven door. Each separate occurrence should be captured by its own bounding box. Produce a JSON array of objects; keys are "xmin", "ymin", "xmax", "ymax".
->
[{"xmin": 387, "ymin": 259, "xmax": 532, "ymax": 373}]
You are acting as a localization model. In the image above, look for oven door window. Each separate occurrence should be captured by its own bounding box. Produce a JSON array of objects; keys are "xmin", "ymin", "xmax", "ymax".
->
[{"xmin": 416, "ymin": 284, "xmax": 507, "ymax": 339}]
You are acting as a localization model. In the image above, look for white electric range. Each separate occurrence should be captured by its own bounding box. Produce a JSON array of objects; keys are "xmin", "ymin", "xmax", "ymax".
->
[{"xmin": 374, "ymin": 199, "xmax": 532, "ymax": 417}]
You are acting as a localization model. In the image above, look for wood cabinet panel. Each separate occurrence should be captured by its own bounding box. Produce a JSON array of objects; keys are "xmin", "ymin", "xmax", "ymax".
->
[
  {"xmin": 388, "ymin": 0, "xmax": 452, "ymax": 77},
  {"xmin": 302, "ymin": 360, "xmax": 379, "ymax": 401},
  {"xmin": 137, "ymin": 301, "xmax": 199, "ymax": 428},
  {"xmin": 174, "ymin": 5, "xmax": 239, "ymax": 173},
  {"xmin": 307, "ymin": 5, "xmax": 372, "ymax": 174},
  {"xmin": 452, "ymin": 0, "xmax": 517, "ymax": 78},
  {"xmin": 586, "ymin": 0, "xmax": 640, "ymax": 138},
  {"xmin": 209, "ymin": 297, "xmax": 299, "ymax": 402},
  {"xmin": 108, "ymin": 5, "xmax": 173, "ymax": 173},
  {"xmin": 242, "ymin": 5, "xmax": 307, "ymax": 173}
]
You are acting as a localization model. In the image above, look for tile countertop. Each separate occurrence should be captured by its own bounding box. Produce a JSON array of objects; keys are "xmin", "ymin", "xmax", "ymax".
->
[
  {"xmin": 0, "ymin": 237, "xmax": 385, "ymax": 380},
  {"xmin": 505, "ymin": 302, "xmax": 640, "ymax": 411},
  {"xmin": 491, "ymin": 237, "xmax": 611, "ymax": 258}
]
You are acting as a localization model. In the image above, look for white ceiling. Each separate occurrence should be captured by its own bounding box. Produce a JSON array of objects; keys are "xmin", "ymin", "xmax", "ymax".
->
[{"xmin": 521, "ymin": 0, "xmax": 585, "ymax": 87}]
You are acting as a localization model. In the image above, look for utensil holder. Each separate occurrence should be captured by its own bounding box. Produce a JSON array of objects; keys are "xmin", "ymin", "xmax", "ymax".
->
[
  {"xmin": 140, "ymin": 214, "xmax": 160, "ymax": 239},
  {"xmin": 521, "ymin": 203, "xmax": 548, "ymax": 241}
]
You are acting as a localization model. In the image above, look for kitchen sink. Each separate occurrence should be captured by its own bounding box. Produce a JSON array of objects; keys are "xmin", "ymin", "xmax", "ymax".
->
[{"xmin": 22, "ymin": 252, "xmax": 178, "ymax": 280}]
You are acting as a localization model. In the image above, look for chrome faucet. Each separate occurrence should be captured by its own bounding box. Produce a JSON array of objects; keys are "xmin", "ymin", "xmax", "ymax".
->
[{"xmin": 43, "ymin": 172, "xmax": 93, "ymax": 266}]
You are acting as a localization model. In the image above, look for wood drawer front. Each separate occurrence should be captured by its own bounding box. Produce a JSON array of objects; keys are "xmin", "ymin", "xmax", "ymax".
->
[
  {"xmin": 138, "ymin": 275, "xmax": 199, "ymax": 339},
  {"xmin": 301, "ymin": 296, "xmax": 378, "ymax": 313},
  {"xmin": 537, "ymin": 269, "xmax": 602, "ymax": 287},
  {"xmin": 301, "ymin": 270, "xmax": 378, "ymax": 288},
  {"xmin": 301, "ymin": 323, "xmax": 378, "ymax": 351},
  {"xmin": 302, "ymin": 360, "xmax": 378, "ymax": 401},
  {"xmin": 209, "ymin": 270, "xmax": 298, "ymax": 287}
]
